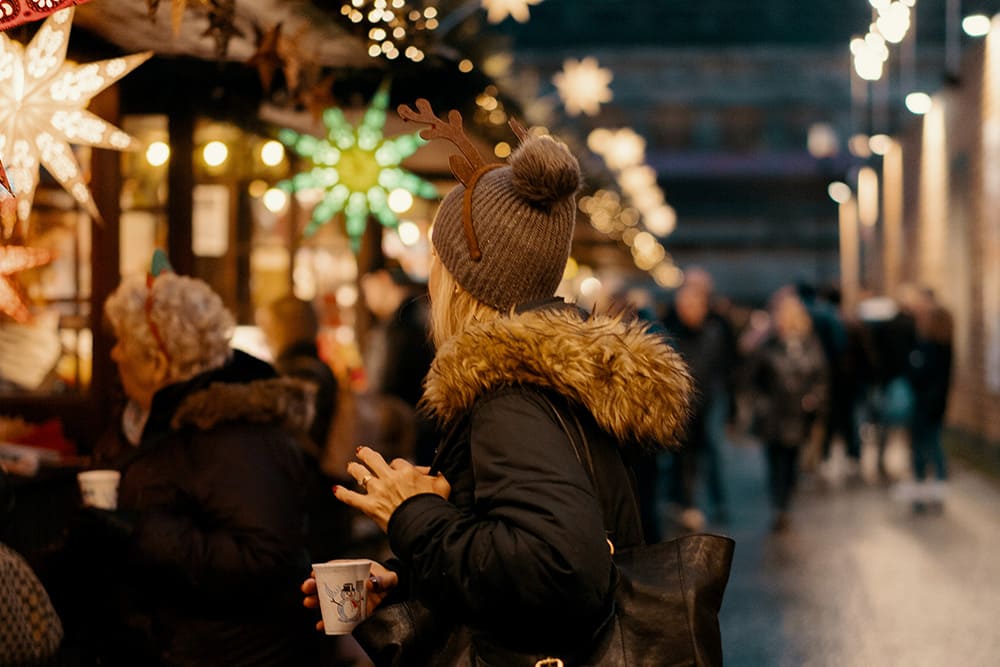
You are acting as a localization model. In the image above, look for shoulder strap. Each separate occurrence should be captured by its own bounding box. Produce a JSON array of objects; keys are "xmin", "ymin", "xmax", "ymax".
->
[{"xmin": 537, "ymin": 393, "xmax": 597, "ymax": 488}]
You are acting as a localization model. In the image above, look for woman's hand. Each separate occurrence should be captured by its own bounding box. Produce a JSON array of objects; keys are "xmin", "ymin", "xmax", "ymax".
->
[
  {"xmin": 334, "ymin": 446, "xmax": 451, "ymax": 532},
  {"xmin": 301, "ymin": 561, "xmax": 400, "ymax": 632}
]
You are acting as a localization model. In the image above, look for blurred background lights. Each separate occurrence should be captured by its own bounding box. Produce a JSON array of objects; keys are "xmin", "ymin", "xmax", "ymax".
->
[
  {"xmin": 203, "ymin": 141, "xmax": 228, "ymax": 167},
  {"xmin": 459, "ymin": 59, "xmax": 474, "ymax": 73},
  {"xmin": 260, "ymin": 140, "xmax": 285, "ymax": 167},
  {"xmin": 905, "ymin": 92, "xmax": 933, "ymax": 114},
  {"xmin": 868, "ymin": 134, "xmax": 892, "ymax": 155},
  {"xmin": 579, "ymin": 276, "xmax": 602, "ymax": 299},
  {"xmin": 248, "ymin": 179, "xmax": 269, "ymax": 198},
  {"xmin": 397, "ymin": 220, "xmax": 421, "ymax": 245},
  {"xmin": 145, "ymin": 141, "xmax": 170, "ymax": 167},
  {"xmin": 807, "ymin": 123, "xmax": 839, "ymax": 159},
  {"xmin": 387, "ymin": 188, "xmax": 414, "ymax": 213},
  {"xmin": 849, "ymin": 134, "xmax": 873, "ymax": 158},
  {"xmin": 494, "ymin": 141, "xmax": 512, "ymax": 158},
  {"xmin": 335, "ymin": 284, "xmax": 359, "ymax": 309},
  {"xmin": 963, "ymin": 14, "xmax": 992, "ymax": 37},
  {"xmin": 828, "ymin": 181, "xmax": 852, "ymax": 204},
  {"xmin": 262, "ymin": 187, "xmax": 288, "ymax": 213}
]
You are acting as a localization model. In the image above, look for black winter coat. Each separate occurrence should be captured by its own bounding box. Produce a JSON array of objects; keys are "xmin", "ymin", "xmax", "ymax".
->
[
  {"xmin": 385, "ymin": 301, "xmax": 692, "ymax": 658},
  {"xmin": 907, "ymin": 338, "xmax": 953, "ymax": 422},
  {"xmin": 114, "ymin": 351, "xmax": 319, "ymax": 667}
]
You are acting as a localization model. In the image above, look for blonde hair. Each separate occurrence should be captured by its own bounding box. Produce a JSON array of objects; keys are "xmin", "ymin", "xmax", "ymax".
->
[
  {"xmin": 105, "ymin": 273, "xmax": 234, "ymax": 382},
  {"xmin": 428, "ymin": 254, "xmax": 501, "ymax": 348}
]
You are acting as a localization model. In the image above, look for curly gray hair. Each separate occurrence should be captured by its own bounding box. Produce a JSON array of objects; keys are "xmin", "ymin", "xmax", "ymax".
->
[{"xmin": 104, "ymin": 273, "xmax": 234, "ymax": 382}]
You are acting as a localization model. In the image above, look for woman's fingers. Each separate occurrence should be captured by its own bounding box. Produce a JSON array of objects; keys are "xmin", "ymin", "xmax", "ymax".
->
[
  {"xmin": 301, "ymin": 577, "xmax": 317, "ymax": 594},
  {"xmin": 355, "ymin": 446, "xmax": 393, "ymax": 476},
  {"xmin": 333, "ymin": 484, "xmax": 376, "ymax": 513},
  {"xmin": 346, "ymin": 461, "xmax": 374, "ymax": 487}
]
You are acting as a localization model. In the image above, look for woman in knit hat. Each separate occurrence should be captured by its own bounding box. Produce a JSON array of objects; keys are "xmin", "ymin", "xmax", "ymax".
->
[{"xmin": 304, "ymin": 103, "xmax": 693, "ymax": 664}]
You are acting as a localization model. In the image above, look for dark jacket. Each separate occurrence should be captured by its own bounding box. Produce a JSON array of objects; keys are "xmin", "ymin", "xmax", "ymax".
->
[
  {"xmin": 114, "ymin": 351, "xmax": 318, "ymax": 667},
  {"xmin": 385, "ymin": 302, "xmax": 692, "ymax": 657},
  {"xmin": 750, "ymin": 334, "xmax": 829, "ymax": 448},
  {"xmin": 907, "ymin": 338, "xmax": 953, "ymax": 422},
  {"xmin": 273, "ymin": 341, "xmax": 337, "ymax": 452}
]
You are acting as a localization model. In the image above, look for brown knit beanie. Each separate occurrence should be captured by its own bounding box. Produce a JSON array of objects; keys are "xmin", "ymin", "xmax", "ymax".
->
[{"xmin": 431, "ymin": 135, "xmax": 582, "ymax": 311}]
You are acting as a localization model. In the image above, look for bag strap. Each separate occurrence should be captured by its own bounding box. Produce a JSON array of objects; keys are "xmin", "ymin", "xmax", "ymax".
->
[{"xmin": 537, "ymin": 392, "xmax": 619, "ymax": 554}]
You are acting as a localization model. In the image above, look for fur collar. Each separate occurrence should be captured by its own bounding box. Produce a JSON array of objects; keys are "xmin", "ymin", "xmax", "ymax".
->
[
  {"xmin": 170, "ymin": 377, "xmax": 315, "ymax": 433},
  {"xmin": 422, "ymin": 307, "xmax": 692, "ymax": 449}
]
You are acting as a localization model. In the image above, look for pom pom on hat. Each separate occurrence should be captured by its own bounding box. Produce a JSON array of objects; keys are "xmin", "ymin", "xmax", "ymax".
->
[
  {"xmin": 511, "ymin": 136, "xmax": 581, "ymax": 207},
  {"xmin": 431, "ymin": 132, "xmax": 582, "ymax": 311}
]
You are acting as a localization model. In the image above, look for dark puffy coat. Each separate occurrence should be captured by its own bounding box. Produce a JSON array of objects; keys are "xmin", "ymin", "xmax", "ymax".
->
[
  {"xmin": 750, "ymin": 334, "xmax": 829, "ymax": 448},
  {"xmin": 386, "ymin": 301, "xmax": 692, "ymax": 657},
  {"xmin": 115, "ymin": 351, "xmax": 318, "ymax": 667}
]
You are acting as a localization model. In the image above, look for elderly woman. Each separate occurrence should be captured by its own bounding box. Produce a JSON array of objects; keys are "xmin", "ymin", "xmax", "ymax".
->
[
  {"xmin": 96, "ymin": 263, "xmax": 318, "ymax": 666},
  {"xmin": 304, "ymin": 106, "xmax": 692, "ymax": 664}
]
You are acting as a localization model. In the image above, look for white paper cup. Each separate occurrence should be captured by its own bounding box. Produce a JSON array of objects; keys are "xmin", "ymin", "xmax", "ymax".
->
[
  {"xmin": 313, "ymin": 559, "xmax": 372, "ymax": 635},
  {"xmin": 77, "ymin": 470, "xmax": 121, "ymax": 510}
]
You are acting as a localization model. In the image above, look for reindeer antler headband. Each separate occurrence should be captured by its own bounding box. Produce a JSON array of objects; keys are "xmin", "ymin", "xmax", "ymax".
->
[{"xmin": 397, "ymin": 99, "xmax": 529, "ymax": 262}]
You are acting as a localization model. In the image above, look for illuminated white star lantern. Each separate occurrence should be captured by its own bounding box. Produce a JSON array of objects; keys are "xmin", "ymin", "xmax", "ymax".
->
[
  {"xmin": 278, "ymin": 85, "xmax": 438, "ymax": 251},
  {"xmin": 0, "ymin": 8, "xmax": 151, "ymax": 224},
  {"xmin": 481, "ymin": 0, "xmax": 543, "ymax": 24},
  {"xmin": 553, "ymin": 57, "xmax": 613, "ymax": 117}
]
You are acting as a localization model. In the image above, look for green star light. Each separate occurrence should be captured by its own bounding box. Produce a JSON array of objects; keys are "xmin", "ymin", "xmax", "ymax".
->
[{"xmin": 278, "ymin": 85, "xmax": 439, "ymax": 250}]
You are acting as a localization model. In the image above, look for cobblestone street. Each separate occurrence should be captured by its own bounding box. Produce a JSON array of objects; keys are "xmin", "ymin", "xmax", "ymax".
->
[{"xmin": 716, "ymin": 440, "xmax": 1000, "ymax": 666}]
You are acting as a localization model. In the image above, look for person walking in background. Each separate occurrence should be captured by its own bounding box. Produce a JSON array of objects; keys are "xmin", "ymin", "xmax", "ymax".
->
[
  {"xmin": 750, "ymin": 290, "xmax": 828, "ymax": 532},
  {"xmin": 304, "ymin": 105, "xmax": 692, "ymax": 663},
  {"xmin": 81, "ymin": 255, "xmax": 319, "ymax": 666},
  {"xmin": 259, "ymin": 295, "xmax": 354, "ymax": 563},
  {"xmin": 680, "ymin": 267, "xmax": 737, "ymax": 524},
  {"xmin": 663, "ymin": 280, "xmax": 730, "ymax": 531},
  {"xmin": 857, "ymin": 286, "xmax": 922, "ymax": 484},
  {"xmin": 359, "ymin": 263, "xmax": 437, "ymax": 466},
  {"xmin": 906, "ymin": 299, "xmax": 954, "ymax": 513}
]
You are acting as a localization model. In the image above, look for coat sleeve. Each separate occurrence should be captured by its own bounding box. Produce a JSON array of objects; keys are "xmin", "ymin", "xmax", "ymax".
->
[
  {"xmin": 129, "ymin": 427, "xmax": 307, "ymax": 597},
  {"xmin": 387, "ymin": 391, "xmax": 614, "ymax": 634}
]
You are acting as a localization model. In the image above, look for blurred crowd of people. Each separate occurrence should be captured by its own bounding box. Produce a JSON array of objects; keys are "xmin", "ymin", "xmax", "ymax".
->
[{"xmin": 638, "ymin": 269, "xmax": 955, "ymax": 537}]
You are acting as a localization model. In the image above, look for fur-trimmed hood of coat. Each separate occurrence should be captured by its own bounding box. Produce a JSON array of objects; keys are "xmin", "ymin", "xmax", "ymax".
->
[
  {"xmin": 422, "ymin": 306, "xmax": 693, "ymax": 449},
  {"xmin": 170, "ymin": 377, "xmax": 315, "ymax": 434}
]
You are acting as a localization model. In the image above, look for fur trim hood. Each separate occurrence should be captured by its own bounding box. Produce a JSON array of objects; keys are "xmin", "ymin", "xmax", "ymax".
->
[
  {"xmin": 170, "ymin": 377, "xmax": 315, "ymax": 434},
  {"xmin": 422, "ymin": 306, "xmax": 692, "ymax": 449}
]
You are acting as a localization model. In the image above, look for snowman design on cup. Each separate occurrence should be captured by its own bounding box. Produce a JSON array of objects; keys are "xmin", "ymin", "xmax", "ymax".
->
[{"xmin": 325, "ymin": 581, "xmax": 363, "ymax": 622}]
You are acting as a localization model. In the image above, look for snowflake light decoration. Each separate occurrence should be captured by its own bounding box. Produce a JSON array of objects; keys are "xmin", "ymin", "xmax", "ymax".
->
[
  {"xmin": 0, "ymin": 8, "xmax": 151, "ymax": 224},
  {"xmin": 481, "ymin": 0, "xmax": 543, "ymax": 24},
  {"xmin": 553, "ymin": 57, "xmax": 613, "ymax": 117},
  {"xmin": 278, "ymin": 85, "xmax": 438, "ymax": 251}
]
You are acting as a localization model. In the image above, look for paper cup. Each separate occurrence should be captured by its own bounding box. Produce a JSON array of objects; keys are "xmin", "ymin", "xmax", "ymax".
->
[
  {"xmin": 313, "ymin": 559, "xmax": 372, "ymax": 635},
  {"xmin": 77, "ymin": 470, "xmax": 121, "ymax": 510}
]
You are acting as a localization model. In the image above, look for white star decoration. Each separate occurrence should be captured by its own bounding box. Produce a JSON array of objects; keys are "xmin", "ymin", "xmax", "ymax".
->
[
  {"xmin": 553, "ymin": 57, "xmax": 614, "ymax": 117},
  {"xmin": 481, "ymin": 0, "xmax": 543, "ymax": 24},
  {"xmin": 0, "ymin": 8, "xmax": 151, "ymax": 224}
]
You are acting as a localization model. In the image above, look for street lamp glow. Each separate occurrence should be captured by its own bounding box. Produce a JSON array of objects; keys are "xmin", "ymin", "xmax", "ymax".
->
[
  {"xmin": 905, "ymin": 92, "xmax": 933, "ymax": 115},
  {"xmin": 828, "ymin": 181, "xmax": 852, "ymax": 204},
  {"xmin": 145, "ymin": 141, "xmax": 170, "ymax": 167},
  {"xmin": 962, "ymin": 14, "xmax": 992, "ymax": 37},
  {"xmin": 203, "ymin": 141, "xmax": 228, "ymax": 167}
]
